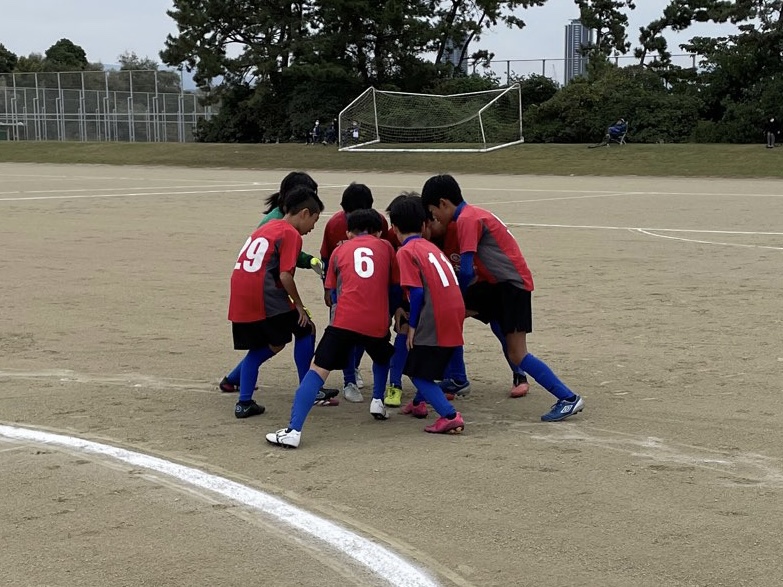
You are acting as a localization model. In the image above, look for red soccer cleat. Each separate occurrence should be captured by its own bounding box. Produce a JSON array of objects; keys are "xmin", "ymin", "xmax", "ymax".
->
[
  {"xmin": 400, "ymin": 401, "xmax": 429, "ymax": 419},
  {"xmin": 424, "ymin": 413, "xmax": 465, "ymax": 434},
  {"xmin": 510, "ymin": 373, "xmax": 530, "ymax": 398}
]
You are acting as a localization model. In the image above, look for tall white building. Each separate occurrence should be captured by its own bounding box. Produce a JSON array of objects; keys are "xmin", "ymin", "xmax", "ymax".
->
[
  {"xmin": 441, "ymin": 36, "xmax": 469, "ymax": 74},
  {"xmin": 564, "ymin": 19, "xmax": 592, "ymax": 84}
]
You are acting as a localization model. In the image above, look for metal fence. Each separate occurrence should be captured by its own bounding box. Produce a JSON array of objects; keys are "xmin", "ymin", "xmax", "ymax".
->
[
  {"xmin": 0, "ymin": 70, "xmax": 216, "ymax": 142},
  {"xmin": 475, "ymin": 53, "xmax": 700, "ymax": 86}
]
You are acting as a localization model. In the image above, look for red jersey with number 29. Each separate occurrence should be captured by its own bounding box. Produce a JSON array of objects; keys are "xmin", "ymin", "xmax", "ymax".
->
[
  {"xmin": 325, "ymin": 235, "xmax": 399, "ymax": 337},
  {"xmin": 228, "ymin": 220, "xmax": 301, "ymax": 323},
  {"xmin": 456, "ymin": 204, "xmax": 534, "ymax": 292},
  {"xmin": 397, "ymin": 237, "xmax": 465, "ymax": 347}
]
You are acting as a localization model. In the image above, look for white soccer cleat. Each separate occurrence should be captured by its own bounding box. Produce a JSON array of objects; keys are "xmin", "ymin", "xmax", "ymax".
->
[
  {"xmin": 265, "ymin": 428, "xmax": 301, "ymax": 448},
  {"xmin": 343, "ymin": 382, "xmax": 363, "ymax": 403},
  {"xmin": 355, "ymin": 369, "xmax": 365, "ymax": 389},
  {"xmin": 370, "ymin": 398, "xmax": 389, "ymax": 420}
]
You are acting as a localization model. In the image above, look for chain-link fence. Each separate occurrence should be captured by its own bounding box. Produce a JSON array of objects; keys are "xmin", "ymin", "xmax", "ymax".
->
[{"xmin": 0, "ymin": 70, "xmax": 215, "ymax": 142}]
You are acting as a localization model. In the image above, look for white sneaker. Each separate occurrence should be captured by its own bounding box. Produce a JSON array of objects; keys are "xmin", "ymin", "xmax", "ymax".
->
[
  {"xmin": 265, "ymin": 428, "xmax": 301, "ymax": 448},
  {"xmin": 370, "ymin": 398, "xmax": 389, "ymax": 420},
  {"xmin": 355, "ymin": 369, "xmax": 365, "ymax": 389},
  {"xmin": 343, "ymin": 382, "xmax": 363, "ymax": 403}
]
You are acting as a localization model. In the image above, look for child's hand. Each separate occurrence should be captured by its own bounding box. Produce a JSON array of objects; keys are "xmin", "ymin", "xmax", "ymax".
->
[
  {"xmin": 310, "ymin": 257, "xmax": 324, "ymax": 277},
  {"xmin": 295, "ymin": 304, "xmax": 311, "ymax": 328},
  {"xmin": 406, "ymin": 326, "xmax": 416, "ymax": 351}
]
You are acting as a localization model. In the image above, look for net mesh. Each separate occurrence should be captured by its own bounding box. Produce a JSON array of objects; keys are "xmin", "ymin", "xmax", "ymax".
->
[{"xmin": 339, "ymin": 85, "xmax": 522, "ymax": 152}]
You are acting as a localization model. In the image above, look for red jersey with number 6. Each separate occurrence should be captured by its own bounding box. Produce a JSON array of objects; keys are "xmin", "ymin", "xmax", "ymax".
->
[
  {"xmin": 397, "ymin": 237, "xmax": 465, "ymax": 347},
  {"xmin": 325, "ymin": 235, "xmax": 399, "ymax": 337},
  {"xmin": 229, "ymin": 220, "xmax": 301, "ymax": 323},
  {"xmin": 456, "ymin": 204, "xmax": 534, "ymax": 291}
]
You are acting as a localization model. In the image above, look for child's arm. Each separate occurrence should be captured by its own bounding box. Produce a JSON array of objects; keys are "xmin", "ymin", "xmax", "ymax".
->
[
  {"xmin": 280, "ymin": 272, "xmax": 309, "ymax": 326},
  {"xmin": 405, "ymin": 286, "xmax": 425, "ymax": 350}
]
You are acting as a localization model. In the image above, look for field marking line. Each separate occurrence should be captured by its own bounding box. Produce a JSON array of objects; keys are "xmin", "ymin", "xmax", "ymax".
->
[
  {"xmin": 633, "ymin": 228, "xmax": 783, "ymax": 251},
  {"xmin": 0, "ymin": 183, "xmax": 268, "ymax": 196},
  {"xmin": 0, "ymin": 187, "xmax": 273, "ymax": 202},
  {"xmin": 506, "ymin": 222, "xmax": 783, "ymax": 236},
  {"xmin": 0, "ymin": 424, "xmax": 440, "ymax": 587},
  {"xmin": 366, "ymin": 183, "xmax": 783, "ymax": 198},
  {"xmin": 0, "ymin": 172, "xmax": 273, "ymax": 184},
  {"xmin": 483, "ymin": 192, "xmax": 630, "ymax": 204}
]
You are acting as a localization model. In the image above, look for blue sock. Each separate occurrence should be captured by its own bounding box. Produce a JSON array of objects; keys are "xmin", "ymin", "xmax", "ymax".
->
[
  {"xmin": 371, "ymin": 362, "xmax": 390, "ymax": 400},
  {"xmin": 239, "ymin": 347, "xmax": 275, "ymax": 402},
  {"xmin": 226, "ymin": 359, "xmax": 243, "ymax": 384},
  {"xmin": 490, "ymin": 320, "xmax": 525, "ymax": 375},
  {"xmin": 342, "ymin": 346, "xmax": 357, "ymax": 385},
  {"xmin": 411, "ymin": 377, "xmax": 457, "ymax": 418},
  {"xmin": 294, "ymin": 333, "xmax": 315, "ymax": 383},
  {"xmin": 389, "ymin": 333, "xmax": 407, "ymax": 387},
  {"xmin": 355, "ymin": 347, "xmax": 365, "ymax": 369},
  {"xmin": 519, "ymin": 354, "xmax": 576, "ymax": 401},
  {"xmin": 289, "ymin": 370, "xmax": 325, "ymax": 431},
  {"xmin": 443, "ymin": 346, "xmax": 467, "ymax": 383}
]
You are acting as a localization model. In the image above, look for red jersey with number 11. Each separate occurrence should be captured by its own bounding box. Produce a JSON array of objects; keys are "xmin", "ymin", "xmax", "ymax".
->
[
  {"xmin": 325, "ymin": 235, "xmax": 399, "ymax": 337},
  {"xmin": 228, "ymin": 220, "xmax": 301, "ymax": 323},
  {"xmin": 397, "ymin": 237, "xmax": 464, "ymax": 347}
]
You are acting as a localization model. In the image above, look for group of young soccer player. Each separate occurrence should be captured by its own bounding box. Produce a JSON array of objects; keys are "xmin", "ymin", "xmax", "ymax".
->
[{"xmin": 223, "ymin": 172, "xmax": 584, "ymax": 449}]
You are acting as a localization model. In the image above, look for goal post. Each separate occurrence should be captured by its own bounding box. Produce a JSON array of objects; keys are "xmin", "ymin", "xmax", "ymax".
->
[{"xmin": 338, "ymin": 84, "xmax": 523, "ymax": 153}]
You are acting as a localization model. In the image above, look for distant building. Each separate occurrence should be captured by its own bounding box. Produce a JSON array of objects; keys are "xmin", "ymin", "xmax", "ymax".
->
[
  {"xmin": 564, "ymin": 19, "xmax": 592, "ymax": 84},
  {"xmin": 441, "ymin": 36, "xmax": 469, "ymax": 74}
]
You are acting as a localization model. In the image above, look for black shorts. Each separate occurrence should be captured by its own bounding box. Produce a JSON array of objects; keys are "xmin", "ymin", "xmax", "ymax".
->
[
  {"xmin": 232, "ymin": 311, "xmax": 313, "ymax": 350},
  {"xmin": 403, "ymin": 346, "xmax": 457, "ymax": 381},
  {"xmin": 464, "ymin": 282, "xmax": 532, "ymax": 335},
  {"xmin": 314, "ymin": 326, "xmax": 394, "ymax": 372}
]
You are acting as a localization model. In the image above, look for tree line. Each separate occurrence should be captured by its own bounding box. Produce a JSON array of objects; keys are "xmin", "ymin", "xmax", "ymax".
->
[{"xmin": 4, "ymin": 2, "xmax": 782, "ymax": 144}]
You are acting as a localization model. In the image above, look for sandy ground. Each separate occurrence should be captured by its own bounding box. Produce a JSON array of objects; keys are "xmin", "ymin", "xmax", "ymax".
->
[{"xmin": 1, "ymin": 163, "xmax": 782, "ymax": 587}]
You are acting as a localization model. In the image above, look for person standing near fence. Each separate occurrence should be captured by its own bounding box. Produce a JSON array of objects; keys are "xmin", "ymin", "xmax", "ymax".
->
[{"xmin": 764, "ymin": 117, "xmax": 779, "ymax": 148}]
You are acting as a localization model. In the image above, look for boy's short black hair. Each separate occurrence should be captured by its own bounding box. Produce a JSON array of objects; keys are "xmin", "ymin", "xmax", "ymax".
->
[
  {"xmin": 421, "ymin": 174, "xmax": 463, "ymax": 209},
  {"xmin": 347, "ymin": 208, "xmax": 384, "ymax": 234},
  {"xmin": 340, "ymin": 183, "xmax": 374, "ymax": 213},
  {"xmin": 389, "ymin": 196, "xmax": 427, "ymax": 234},
  {"xmin": 264, "ymin": 171, "xmax": 318, "ymax": 214},
  {"xmin": 285, "ymin": 186, "xmax": 325, "ymax": 215},
  {"xmin": 385, "ymin": 191, "xmax": 419, "ymax": 213}
]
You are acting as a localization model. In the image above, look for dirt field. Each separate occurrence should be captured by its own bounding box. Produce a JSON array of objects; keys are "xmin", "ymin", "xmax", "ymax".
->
[{"xmin": 1, "ymin": 163, "xmax": 782, "ymax": 587}]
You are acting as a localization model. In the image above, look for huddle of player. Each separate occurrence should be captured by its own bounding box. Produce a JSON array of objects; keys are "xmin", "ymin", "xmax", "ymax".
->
[{"xmin": 224, "ymin": 172, "xmax": 584, "ymax": 449}]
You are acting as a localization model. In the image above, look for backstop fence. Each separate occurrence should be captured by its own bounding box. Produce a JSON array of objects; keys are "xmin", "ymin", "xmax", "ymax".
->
[{"xmin": 0, "ymin": 70, "xmax": 215, "ymax": 142}]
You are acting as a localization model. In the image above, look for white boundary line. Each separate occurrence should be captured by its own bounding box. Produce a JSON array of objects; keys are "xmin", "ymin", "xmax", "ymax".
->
[
  {"xmin": 0, "ymin": 187, "xmax": 273, "ymax": 202},
  {"xmin": 633, "ymin": 228, "xmax": 783, "ymax": 251},
  {"xmin": 0, "ymin": 182, "xmax": 269, "ymax": 196},
  {"xmin": 506, "ymin": 222, "xmax": 783, "ymax": 236},
  {"xmin": 0, "ymin": 424, "xmax": 439, "ymax": 587}
]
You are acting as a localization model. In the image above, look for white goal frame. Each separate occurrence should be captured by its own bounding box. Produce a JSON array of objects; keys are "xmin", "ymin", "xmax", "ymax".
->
[{"xmin": 338, "ymin": 84, "xmax": 524, "ymax": 153}]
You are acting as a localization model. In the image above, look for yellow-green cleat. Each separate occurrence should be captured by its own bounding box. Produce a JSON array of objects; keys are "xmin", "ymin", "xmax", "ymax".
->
[{"xmin": 383, "ymin": 384, "xmax": 403, "ymax": 407}]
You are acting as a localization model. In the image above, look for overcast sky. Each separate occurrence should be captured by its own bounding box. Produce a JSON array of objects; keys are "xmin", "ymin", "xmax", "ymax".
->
[{"xmin": 1, "ymin": 0, "xmax": 737, "ymax": 77}]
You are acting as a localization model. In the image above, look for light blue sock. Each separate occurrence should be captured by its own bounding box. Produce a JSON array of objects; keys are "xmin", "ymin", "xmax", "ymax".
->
[
  {"xmin": 443, "ymin": 346, "xmax": 468, "ymax": 383},
  {"xmin": 289, "ymin": 370, "xmax": 325, "ymax": 431},
  {"xmin": 411, "ymin": 377, "xmax": 457, "ymax": 418},
  {"xmin": 342, "ymin": 346, "xmax": 357, "ymax": 385},
  {"xmin": 372, "ymin": 362, "xmax": 390, "ymax": 400},
  {"xmin": 239, "ymin": 347, "xmax": 275, "ymax": 402},
  {"xmin": 519, "ymin": 354, "xmax": 575, "ymax": 401},
  {"xmin": 389, "ymin": 333, "xmax": 407, "ymax": 387},
  {"xmin": 226, "ymin": 359, "xmax": 243, "ymax": 384},
  {"xmin": 294, "ymin": 332, "xmax": 315, "ymax": 383}
]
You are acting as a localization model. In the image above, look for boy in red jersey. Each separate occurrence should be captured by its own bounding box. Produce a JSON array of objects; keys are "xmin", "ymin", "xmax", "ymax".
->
[
  {"xmin": 319, "ymin": 183, "xmax": 399, "ymax": 403},
  {"xmin": 388, "ymin": 196, "xmax": 466, "ymax": 435},
  {"xmin": 421, "ymin": 174, "xmax": 584, "ymax": 422},
  {"xmin": 266, "ymin": 209, "xmax": 399, "ymax": 448},
  {"xmin": 227, "ymin": 186, "xmax": 324, "ymax": 418}
]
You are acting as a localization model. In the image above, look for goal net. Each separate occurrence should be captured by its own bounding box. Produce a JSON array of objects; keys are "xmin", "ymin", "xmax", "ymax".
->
[{"xmin": 338, "ymin": 84, "xmax": 523, "ymax": 153}]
